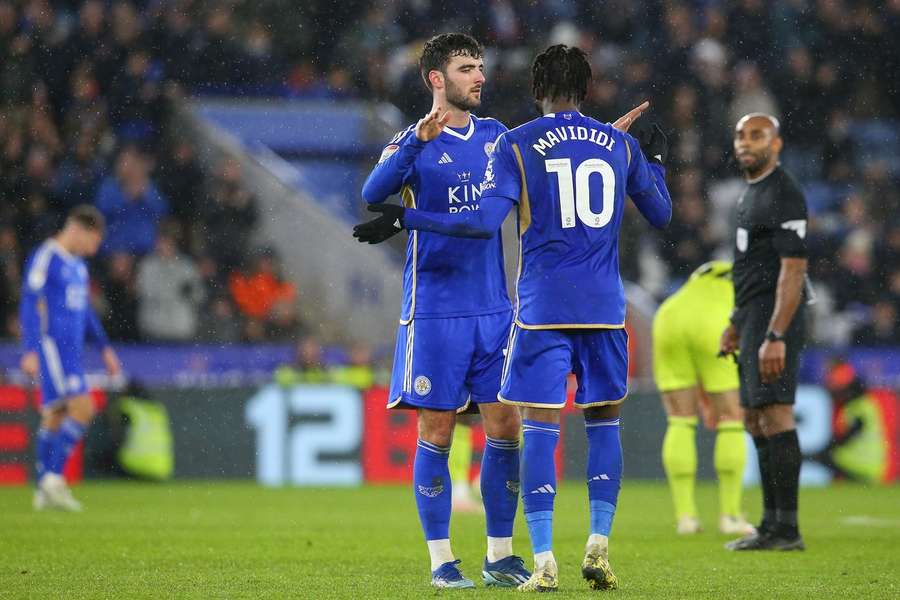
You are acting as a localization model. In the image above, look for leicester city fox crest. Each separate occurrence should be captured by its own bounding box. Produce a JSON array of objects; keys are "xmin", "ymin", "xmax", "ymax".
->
[
  {"xmin": 505, "ymin": 480, "xmax": 520, "ymax": 494},
  {"xmin": 417, "ymin": 477, "xmax": 445, "ymax": 497}
]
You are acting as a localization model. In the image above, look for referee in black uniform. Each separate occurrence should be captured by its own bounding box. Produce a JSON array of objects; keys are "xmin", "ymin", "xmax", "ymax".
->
[{"xmin": 719, "ymin": 113, "xmax": 808, "ymax": 551}]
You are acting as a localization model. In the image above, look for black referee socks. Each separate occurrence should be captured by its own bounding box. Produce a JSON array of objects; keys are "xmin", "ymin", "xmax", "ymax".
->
[
  {"xmin": 769, "ymin": 429, "xmax": 802, "ymax": 538},
  {"xmin": 753, "ymin": 435, "xmax": 777, "ymax": 533}
]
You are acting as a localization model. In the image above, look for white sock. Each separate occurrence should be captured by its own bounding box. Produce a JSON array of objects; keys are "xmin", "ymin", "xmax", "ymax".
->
[
  {"xmin": 427, "ymin": 539, "xmax": 455, "ymax": 571},
  {"xmin": 587, "ymin": 534, "xmax": 609, "ymax": 554},
  {"xmin": 533, "ymin": 550, "xmax": 556, "ymax": 570},
  {"xmin": 486, "ymin": 536, "xmax": 513, "ymax": 562}
]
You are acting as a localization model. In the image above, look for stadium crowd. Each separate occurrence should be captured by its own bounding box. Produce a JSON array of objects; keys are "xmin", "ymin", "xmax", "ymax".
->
[
  {"xmin": 1, "ymin": 0, "xmax": 898, "ymax": 348},
  {"xmin": 0, "ymin": 0, "xmax": 300, "ymax": 343}
]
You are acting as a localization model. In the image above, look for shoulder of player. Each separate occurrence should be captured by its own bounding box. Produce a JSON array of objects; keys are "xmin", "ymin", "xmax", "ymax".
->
[
  {"xmin": 385, "ymin": 123, "xmax": 416, "ymax": 145},
  {"xmin": 774, "ymin": 166, "xmax": 807, "ymax": 200},
  {"xmin": 25, "ymin": 240, "xmax": 60, "ymax": 289},
  {"xmin": 503, "ymin": 117, "xmax": 548, "ymax": 143}
]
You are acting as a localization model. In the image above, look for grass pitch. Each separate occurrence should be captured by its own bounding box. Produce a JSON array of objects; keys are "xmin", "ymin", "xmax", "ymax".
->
[{"xmin": 1, "ymin": 481, "xmax": 898, "ymax": 599}]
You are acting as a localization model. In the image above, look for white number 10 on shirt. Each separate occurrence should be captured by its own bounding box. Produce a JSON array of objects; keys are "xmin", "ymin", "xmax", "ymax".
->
[{"xmin": 545, "ymin": 158, "xmax": 616, "ymax": 229}]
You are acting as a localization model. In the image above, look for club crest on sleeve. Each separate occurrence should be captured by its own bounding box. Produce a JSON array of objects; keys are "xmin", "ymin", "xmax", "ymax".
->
[
  {"xmin": 414, "ymin": 375, "xmax": 432, "ymax": 396},
  {"xmin": 378, "ymin": 144, "xmax": 400, "ymax": 164}
]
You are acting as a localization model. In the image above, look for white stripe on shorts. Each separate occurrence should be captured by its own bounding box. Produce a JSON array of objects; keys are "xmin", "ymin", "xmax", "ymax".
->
[{"xmin": 41, "ymin": 336, "xmax": 66, "ymax": 396}]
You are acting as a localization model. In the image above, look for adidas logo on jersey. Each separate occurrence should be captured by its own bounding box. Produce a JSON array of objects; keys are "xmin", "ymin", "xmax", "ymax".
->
[
  {"xmin": 529, "ymin": 484, "xmax": 556, "ymax": 494},
  {"xmin": 438, "ymin": 152, "xmax": 453, "ymax": 164}
]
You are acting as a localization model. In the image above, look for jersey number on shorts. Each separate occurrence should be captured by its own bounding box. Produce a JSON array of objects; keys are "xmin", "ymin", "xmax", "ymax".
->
[{"xmin": 545, "ymin": 158, "xmax": 616, "ymax": 229}]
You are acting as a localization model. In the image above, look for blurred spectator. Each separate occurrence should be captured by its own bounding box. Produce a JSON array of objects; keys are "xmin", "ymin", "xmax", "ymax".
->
[
  {"xmin": 95, "ymin": 144, "xmax": 169, "ymax": 256},
  {"xmin": 728, "ymin": 62, "xmax": 780, "ymax": 127},
  {"xmin": 197, "ymin": 295, "xmax": 241, "ymax": 344},
  {"xmin": 101, "ymin": 252, "xmax": 140, "ymax": 341},
  {"xmin": 136, "ymin": 229, "xmax": 205, "ymax": 341},
  {"xmin": 274, "ymin": 336, "xmax": 330, "ymax": 386},
  {"xmin": 54, "ymin": 135, "xmax": 107, "ymax": 209},
  {"xmin": 331, "ymin": 342, "xmax": 375, "ymax": 390},
  {"xmin": 0, "ymin": 225, "xmax": 21, "ymax": 337},
  {"xmin": 1, "ymin": 0, "xmax": 899, "ymax": 349},
  {"xmin": 201, "ymin": 158, "xmax": 258, "ymax": 271},
  {"xmin": 157, "ymin": 139, "xmax": 203, "ymax": 228},
  {"xmin": 228, "ymin": 249, "xmax": 297, "ymax": 340},
  {"xmin": 853, "ymin": 300, "xmax": 899, "ymax": 347}
]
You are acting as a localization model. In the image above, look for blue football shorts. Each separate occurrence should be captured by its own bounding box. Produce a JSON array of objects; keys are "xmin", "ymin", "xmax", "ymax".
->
[
  {"xmin": 499, "ymin": 326, "xmax": 628, "ymax": 408},
  {"xmin": 37, "ymin": 336, "xmax": 87, "ymax": 408},
  {"xmin": 388, "ymin": 310, "xmax": 513, "ymax": 412}
]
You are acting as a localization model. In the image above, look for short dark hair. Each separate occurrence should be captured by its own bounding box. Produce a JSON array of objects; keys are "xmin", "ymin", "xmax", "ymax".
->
[
  {"xmin": 419, "ymin": 33, "xmax": 483, "ymax": 90},
  {"xmin": 532, "ymin": 44, "xmax": 592, "ymax": 105},
  {"xmin": 67, "ymin": 204, "xmax": 105, "ymax": 232}
]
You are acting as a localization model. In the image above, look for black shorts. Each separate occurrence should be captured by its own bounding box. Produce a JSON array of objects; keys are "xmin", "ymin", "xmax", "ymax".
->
[{"xmin": 733, "ymin": 296, "xmax": 805, "ymax": 409}]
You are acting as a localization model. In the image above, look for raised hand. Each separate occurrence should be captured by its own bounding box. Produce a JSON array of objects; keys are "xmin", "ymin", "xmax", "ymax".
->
[
  {"xmin": 611, "ymin": 101, "xmax": 650, "ymax": 132},
  {"xmin": 415, "ymin": 107, "xmax": 452, "ymax": 142}
]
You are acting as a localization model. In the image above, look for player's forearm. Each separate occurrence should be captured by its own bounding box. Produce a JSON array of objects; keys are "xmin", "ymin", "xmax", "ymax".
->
[
  {"xmin": 768, "ymin": 257, "xmax": 807, "ymax": 333},
  {"xmin": 361, "ymin": 138, "xmax": 426, "ymax": 204},
  {"xmin": 18, "ymin": 293, "xmax": 42, "ymax": 352},
  {"xmin": 630, "ymin": 164, "xmax": 672, "ymax": 229},
  {"xmin": 404, "ymin": 198, "xmax": 512, "ymax": 239}
]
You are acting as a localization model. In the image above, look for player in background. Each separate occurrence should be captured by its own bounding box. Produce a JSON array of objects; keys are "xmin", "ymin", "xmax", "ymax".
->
[
  {"xmin": 356, "ymin": 45, "xmax": 672, "ymax": 593},
  {"xmin": 652, "ymin": 261, "xmax": 755, "ymax": 536},
  {"xmin": 360, "ymin": 33, "xmax": 529, "ymax": 589},
  {"xmin": 20, "ymin": 205, "xmax": 121, "ymax": 511}
]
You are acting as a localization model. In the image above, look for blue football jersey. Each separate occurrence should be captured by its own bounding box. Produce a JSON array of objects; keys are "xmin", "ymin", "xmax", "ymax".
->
[
  {"xmin": 362, "ymin": 115, "xmax": 511, "ymax": 322},
  {"xmin": 20, "ymin": 239, "xmax": 108, "ymax": 359},
  {"xmin": 480, "ymin": 111, "xmax": 664, "ymax": 328}
]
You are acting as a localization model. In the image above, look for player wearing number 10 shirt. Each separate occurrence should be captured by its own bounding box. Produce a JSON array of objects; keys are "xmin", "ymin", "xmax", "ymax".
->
[{"xmin": 356, "ymin": 45, "xmax": 673, "ymax": 591}]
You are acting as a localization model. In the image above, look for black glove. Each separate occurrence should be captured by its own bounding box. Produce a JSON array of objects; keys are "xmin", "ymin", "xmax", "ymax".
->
[
  {"xmin": 631, "ymin": 120, "xmax": 668, "ymax": 165},
  {"xmin": 353, "ymin": 204, "xmax": 406, "ymax": 244}
]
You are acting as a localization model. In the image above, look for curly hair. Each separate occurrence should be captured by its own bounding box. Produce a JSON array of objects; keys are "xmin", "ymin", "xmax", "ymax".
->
[
  {"xmin": 531, "ymin": 44, "xmax": 592, "ymax": 105},
  {"xmin": 419, "ymin": 33, "xmax": 483, "ymax": 90}
]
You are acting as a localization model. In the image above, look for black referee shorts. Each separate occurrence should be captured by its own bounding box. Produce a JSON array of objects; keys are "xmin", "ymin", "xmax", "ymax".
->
[{"xmin": 733, "ymin": 296, "xmax": 806, "ymax": 409}]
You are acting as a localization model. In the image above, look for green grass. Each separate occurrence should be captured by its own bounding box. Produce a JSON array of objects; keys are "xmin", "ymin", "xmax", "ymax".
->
[{"xmin": 1, "ymin": 482, "xmax": 899, "ymax": 599}]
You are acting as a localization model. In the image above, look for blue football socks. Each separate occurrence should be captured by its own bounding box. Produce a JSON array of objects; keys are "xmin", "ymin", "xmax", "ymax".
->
[
  {"xmin": 48, "ymin": 417, "xmax": 86, "ymax": 475},
  {"xmin": 414, "ymin": 439, "xmax": 453, "ymax": 541},
  {"xmin": 481, "ymin": 436, "xmax": 520, "ymax": 539},
  {"xmin": 521, "ymin": 420, "xmax": 560, "ymax": 554},
  {"xmin": 585, "ymin": 417, "xmax": 623, "ymax": 537}
]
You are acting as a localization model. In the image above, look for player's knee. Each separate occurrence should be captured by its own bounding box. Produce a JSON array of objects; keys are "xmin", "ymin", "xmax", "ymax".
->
[
  {"xmin": 417, "ymin": 409, "xmax": 455, "ymax": 447},
  {"xmin": 743, "ymin": 410, "xmax": 762, "ymax": 436},
  {"xmin": 584, "ymin": 404, "xmax": 620, "ymax": 421},
  {"xmin": 40, "ymin": 408, "xmax": 65, "ymax": 431},
  {"xmin": 482, "ymin": 405, "xmax": 521, "ymax": 441},
  {"xmin": 760, "ymin": 405, "xmax": 795, "ymax": 436},
  {"xmin": 67, "ymin": 395, "xmax": 95, "ymax": 424}
]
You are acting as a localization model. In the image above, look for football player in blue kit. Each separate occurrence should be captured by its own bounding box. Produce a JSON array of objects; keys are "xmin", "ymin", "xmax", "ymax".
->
[
  {"xmin": 356, "ymin": 45, "xmax": 672, "ymax": 592},
  {"xmin": 360, "ymin": 33, "xmax": 529, "ymax": 589},
  {"xmin": 20, "ymin": 205, "xmax": 121, "ymax": 511}
]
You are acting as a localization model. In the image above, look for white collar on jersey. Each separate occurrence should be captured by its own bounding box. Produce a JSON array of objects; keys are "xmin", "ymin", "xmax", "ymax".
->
[{"xmin": 442, "ymin": 116, "xmax": 475, "ymax": 141}]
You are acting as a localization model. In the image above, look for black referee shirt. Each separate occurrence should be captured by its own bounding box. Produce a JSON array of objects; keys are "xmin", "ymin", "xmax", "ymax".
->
[{"xmin": 732, "ymin": 165, "xmax": 808, "ymax": 308}]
